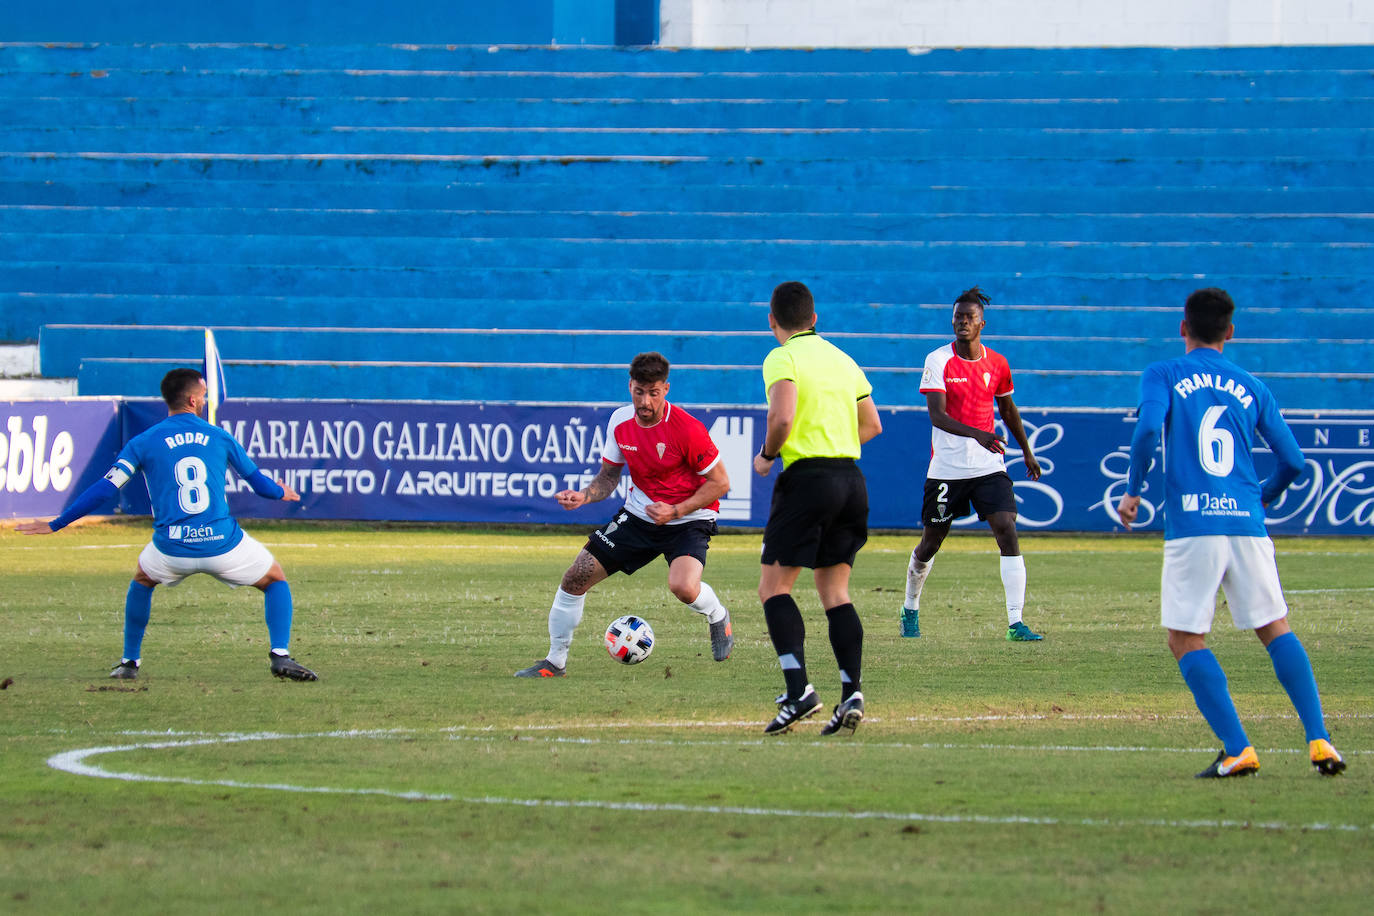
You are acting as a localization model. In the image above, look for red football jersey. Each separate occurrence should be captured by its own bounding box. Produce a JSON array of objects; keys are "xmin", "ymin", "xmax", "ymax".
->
[
  {"xmin": 601, "ymin": 403, "xmax": 721, "ymax": 522},
  {"xmin": 919, "ymin": 342, "xmax": 1014, "ymax": 479}
]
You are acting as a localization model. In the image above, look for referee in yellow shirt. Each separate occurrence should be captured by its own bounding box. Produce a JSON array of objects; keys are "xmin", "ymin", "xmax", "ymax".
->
[{"xmin": 754, "ymin": 281, "xmax": 883, "ymax": 736}]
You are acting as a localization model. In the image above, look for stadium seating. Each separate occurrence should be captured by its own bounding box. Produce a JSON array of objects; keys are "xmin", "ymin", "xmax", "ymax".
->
[{"xmin": 2, "ymin": 43, "xmax": 1370, "ymax": 408}]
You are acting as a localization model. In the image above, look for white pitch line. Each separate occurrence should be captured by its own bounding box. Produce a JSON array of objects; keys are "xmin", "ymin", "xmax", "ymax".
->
[
  {"xmin": 1286, "ymin": 587, "xmax": 1374, "ymax": 594},
  {"xmin": 430, "ymin": 710, "xmax": 1373, "ymax": 731},
  {"xmin": 449, "ymin": 733, "xmax": 1369, "ymax": 757},
  {"xmin": 46, "ymin": 730, "xmax": 1370, "ymax": 833}
]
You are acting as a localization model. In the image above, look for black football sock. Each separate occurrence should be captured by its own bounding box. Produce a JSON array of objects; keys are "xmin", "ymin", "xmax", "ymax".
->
[
  {"xmin": 826, "ymin": 602, "xmax": 863, "ymax": 702},
  {"xmin": 763, "ymin": 593, "xmax": 809, "ymax": 699}
]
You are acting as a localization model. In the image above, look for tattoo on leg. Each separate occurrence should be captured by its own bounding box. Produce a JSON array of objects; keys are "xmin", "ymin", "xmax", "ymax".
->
[{"xmin": 562, "ymin": 552, "xmax": 602, "ymax": 594}]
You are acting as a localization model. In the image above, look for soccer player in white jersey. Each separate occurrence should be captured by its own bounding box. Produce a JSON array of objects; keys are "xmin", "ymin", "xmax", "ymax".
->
[
  {"xmin": 901, "ymin": 286, "xmax": 1045, "ymax": 642},
  {"xmin": 1117, "ymin": 288, "xmax": 1344, "ymax": 778},
  {"xmin": 17, "ymin": 368, "xmax": 315, "ymax": 681},
  {"xmin": 514, "ymin": 352, "xmax": 733, "ymax": 677}
]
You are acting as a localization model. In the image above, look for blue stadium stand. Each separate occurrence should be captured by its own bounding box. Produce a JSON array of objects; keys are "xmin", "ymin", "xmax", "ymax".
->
[{"xmin": 1, "ymin": 43, "xmax": 1370, "ymax": 408}]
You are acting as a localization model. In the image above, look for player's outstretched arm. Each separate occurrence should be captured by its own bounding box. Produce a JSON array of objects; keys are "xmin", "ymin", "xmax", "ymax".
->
[
  {"xmin": 17, "ymin": 476, "xmax": 122, "ymax": 535},
  {"xmin": 557, "ymin": 462, "xmax": 623, "ymax": 511},
  {"xmin": 995, "ymin": 394, "xmax": 1040, "ymax": 479},
  {"xmin": 244, "ymin": 469, "xmax": 298, "ymax": 502}
]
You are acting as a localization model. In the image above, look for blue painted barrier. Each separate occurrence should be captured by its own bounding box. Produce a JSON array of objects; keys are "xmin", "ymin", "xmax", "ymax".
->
[{"xmin": 10, "ymin": 397, "xmax": 1371, "ymax": 536}]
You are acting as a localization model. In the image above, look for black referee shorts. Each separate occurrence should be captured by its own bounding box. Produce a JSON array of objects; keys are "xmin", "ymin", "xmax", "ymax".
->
[
  {"xmin": 922, "ymin": 471, "xmax": 1016, "ymax": 526},
  {"xmin": 584, "ymin": 508, "xmax": 717, "ymax": 576},
  {"xmin": 761, "ymin": 458, "xmax": 869, "ymax": 569}
]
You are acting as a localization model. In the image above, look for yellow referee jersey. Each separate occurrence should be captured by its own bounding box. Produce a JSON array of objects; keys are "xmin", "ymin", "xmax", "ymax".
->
[{"xmin": 762, "ymin": 330, "xmax": 873, "ymax": 466}]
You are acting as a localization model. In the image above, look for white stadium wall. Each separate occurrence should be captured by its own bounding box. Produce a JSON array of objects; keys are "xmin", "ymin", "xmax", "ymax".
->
[{"xmin": 660, "ymin": 0, "xmax": 1374, "ymax": 47}]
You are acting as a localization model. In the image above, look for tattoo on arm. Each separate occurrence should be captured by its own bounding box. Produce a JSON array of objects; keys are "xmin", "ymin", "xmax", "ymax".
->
[{"xmin": 583, "ymin": 464, "xmax": 623, "ymax": 504}]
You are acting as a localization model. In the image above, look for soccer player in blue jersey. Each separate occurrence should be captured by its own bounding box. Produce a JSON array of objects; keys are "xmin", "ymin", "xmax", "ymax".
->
[
  {"xmin": 1116, "ymin": 288, "xmax": 1344, "ymax": 778},
  {"xmin": 17, "ymin": 368, "xmax": 316, "ymax": 681}
]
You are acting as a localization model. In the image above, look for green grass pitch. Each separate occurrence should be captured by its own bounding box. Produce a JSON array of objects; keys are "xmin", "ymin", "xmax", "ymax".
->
[{"xmin": 2, "ymin": 520, "xmax": 1371, "ymax": 913}]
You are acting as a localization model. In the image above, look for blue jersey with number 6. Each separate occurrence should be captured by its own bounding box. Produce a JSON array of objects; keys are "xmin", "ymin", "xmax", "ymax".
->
[
  {"xmin": 1138, "ymin": 347, "xmax": 1302, "ymax": 539},
  {"xmin": 108, "ymin": 413, "xmax": 258, "ymax": 557}
]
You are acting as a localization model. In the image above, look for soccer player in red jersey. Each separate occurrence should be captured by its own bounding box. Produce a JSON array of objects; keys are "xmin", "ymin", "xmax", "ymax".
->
[
  {"xmin": 901, "ymin": 286, "xmax": 1045, "ymax": 642},
  {"xmin": 515, "ymin": 352, "xmax": 734, "ymax": 677}
]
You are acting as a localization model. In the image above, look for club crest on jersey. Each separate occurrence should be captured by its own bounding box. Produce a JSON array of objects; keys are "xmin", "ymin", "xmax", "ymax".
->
[
  {"xmin": 656, "ymin": 442, "xmax": 666, "ymax": 459},
  {"xmin": 983, "ymin": 372, "xmax": 992, "ymax": 388}
]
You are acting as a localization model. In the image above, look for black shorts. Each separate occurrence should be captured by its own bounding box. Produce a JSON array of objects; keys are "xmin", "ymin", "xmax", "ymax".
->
[
  {"xmin": 922, "ymin": 471, "xmax": 1016, "ymax": 526},
  {"xmin": 761, "ymin": 458, "xmax": 869, "ymax": 569},
  {"xmin": 583, "ymin": 507, "xmax": 717, "ymax": 576}
]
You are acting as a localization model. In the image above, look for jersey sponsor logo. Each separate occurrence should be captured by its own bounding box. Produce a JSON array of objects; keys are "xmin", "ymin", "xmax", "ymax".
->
[
  {"xmin": 163, "ymin": 431, "xmax": 211, "ymax": 450},
  {"xmin": 1172, "ymin": 373, "xmax": 1255, "ymax": 409},
  {"xmin": 946, "ymin": 377, "xmax": 970, "ymax": 384},
  {"xmin": 1182, "ymin": 492, "xmax": 1247, "ymax": 517},
  {"xmin": 167, "ymin": 524, "xmax": 223, "ymax": 543},
  {"xmin": 619, "ymin": 443, "xmax": 638, "ymax": 451}
]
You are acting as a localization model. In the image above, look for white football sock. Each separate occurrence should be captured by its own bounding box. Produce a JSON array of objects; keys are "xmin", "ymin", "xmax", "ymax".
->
[
  {"xmin": 687, "ymin": 581, "xmax": 728, "ymax": 624},
  {"xmin": 904, "ymin": 551, "xmax": 933, "ymax": 611},
  {"xmin": 1000, "ymin": 554, "xmax": 1027, "ymax": 626},
  {"xmin": 546, "ymin": 587, "xmax": 586, "ymax": 668}
]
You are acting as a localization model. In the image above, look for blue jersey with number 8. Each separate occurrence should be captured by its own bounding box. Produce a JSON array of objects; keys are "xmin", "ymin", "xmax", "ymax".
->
[
  {"xmin": 107, "ymin": 413, "xmax": 259, "ymax": 557},
  {"xmin": 1137, "ymin": 347, "xmax": 1303, "ymax": 539}
]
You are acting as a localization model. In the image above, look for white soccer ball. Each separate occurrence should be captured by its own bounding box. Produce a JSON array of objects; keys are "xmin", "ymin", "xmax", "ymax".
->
[{"xmin": 604, "ymin": 615, "xmax": 655, "ymax": 665}]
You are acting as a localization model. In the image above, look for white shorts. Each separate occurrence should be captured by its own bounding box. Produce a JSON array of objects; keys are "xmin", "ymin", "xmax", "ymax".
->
[
  {"xmin": 137, "ymin": 532, "xmax": 275, "ymax": 588},
  {"xmin": 1160, "ymin": 535, "xmax": 1288, "ymax": 633}
]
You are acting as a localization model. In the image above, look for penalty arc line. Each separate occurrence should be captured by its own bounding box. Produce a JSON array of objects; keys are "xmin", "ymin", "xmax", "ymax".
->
[{"xmin": 45, "ymin": 730, "xmax": 1370, "ymax": 833}]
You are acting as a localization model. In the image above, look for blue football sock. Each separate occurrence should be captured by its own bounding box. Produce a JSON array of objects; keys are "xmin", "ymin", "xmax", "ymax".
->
[
  {"xmin": 1178, "ymin": 649, "xmax": 1250, "ymax": 757},
  {"xmin": 263, "ymin": 580, "xmax": 293, "ymax": 653},
  {"xmin": 1266, "ymin": 632, "xmax": 1329, "ymax": 742},
  {"xmin": 122, "ymin": 580, "xmax": 154, "ymax": 662}
]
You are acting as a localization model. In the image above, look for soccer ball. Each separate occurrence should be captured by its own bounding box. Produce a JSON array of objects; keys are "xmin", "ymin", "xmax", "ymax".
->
[{"xmin": 604, "ymin": 615, "xmax": 655, "ymax": 665}]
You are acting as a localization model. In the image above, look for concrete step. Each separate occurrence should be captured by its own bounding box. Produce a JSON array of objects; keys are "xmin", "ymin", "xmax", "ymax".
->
[
  {"xmin": 6, "ymin": 233, "xmax": 1370, "ymax": 276},
  {"xmin": 3, "ymin": 125, "xmax": 1369, "ymax": 158},
  {"xmin": 4, "ymin": 153, "xmax": 1368, "ymax": 195},
  {"xmin": 12, "ymin": 294, "xmax": 1374, "ymax": 339},
  {"xmin": 0, "ymin": 343, "xmax": 38, "ymax": 376},
  {"xmin": 5, "ymin": 42, "xmax": 1373, "ymax": 72},
  {"xmin": 5, "ymin": 69, "xmax": 1370, "ymax": 101},
  {"xmin": 6, "ymin": 264, "xmax": 1373, "ymax": 324},
  {"xmin": 7, "ymin": 96, "xmax": 1371, "ymax": 130},
  {"xmin": 0, "ymin": 378, "xmax": 77, "ymax": 398},
  {"xmin": 74, "ymin": 355, "xmax": 1372, "ymax": 410},
  {"xmin": 5, "ymin": 206, "xmax": 1373, "ymax": 243},
  {"xmin": 7, "ymin": 178, "xmax": 1369, "ymax": 215},
  {"xmin": 38, "ymin": 323, "xmax": 1374, "ymax": 379}
]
